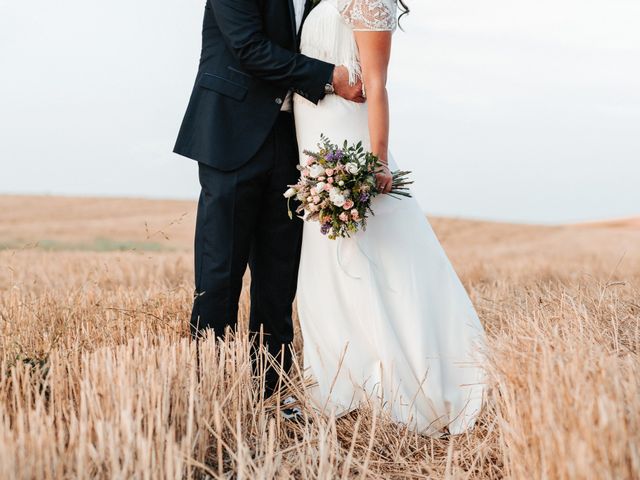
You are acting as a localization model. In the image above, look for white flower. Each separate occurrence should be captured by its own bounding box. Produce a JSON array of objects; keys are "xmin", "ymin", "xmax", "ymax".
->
[
  {"xmin": 332, "ymin": 194, "xmax": 346, "ymax": 207},
  {"xmin": 345, "ymin": 162, "xmax": 360, "ymax": 175},
  {"xmin": 329, "ymin": 187, "xmax": 346, "ymax": 207},
  {"xmin": 283, "ymin": 188, "xmax": 297, "ymax": 199},
  {"xmin": 315, "ymin": 182, "xmax": 326, "ymax": 194},
  {"xmin": 309, "ymin": 164, "xmax": 325, "ymax": 178},
  {"xmin": 338, "ymin": 180, "xmax": 345, "ymax": 187}
]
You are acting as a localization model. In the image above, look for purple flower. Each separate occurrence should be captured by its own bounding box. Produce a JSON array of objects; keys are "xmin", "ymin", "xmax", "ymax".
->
[
  {"xmin": 359, "ymin": 192, "xmax": 370, "ymax": 203},
  {"xmin": 325, "ymin": 150, "xmax": 344, "ymax": 163},
  {"xmin": 320, "ymin": 222, "xmax": 331, "ymax": 235}
]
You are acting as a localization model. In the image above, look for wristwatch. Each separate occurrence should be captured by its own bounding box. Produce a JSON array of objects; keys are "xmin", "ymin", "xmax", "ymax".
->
[{"xmin": 324, "ymin": 82, "xmax": 335, "ymax": 95}]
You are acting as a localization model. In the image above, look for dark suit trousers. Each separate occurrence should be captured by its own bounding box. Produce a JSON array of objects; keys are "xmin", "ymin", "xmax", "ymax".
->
[{"xmin": 190, "ymin": 111, "xmax": 303, "ymax": 396}]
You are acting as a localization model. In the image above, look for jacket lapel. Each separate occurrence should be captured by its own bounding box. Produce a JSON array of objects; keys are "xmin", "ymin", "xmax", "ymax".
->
[
  {"xmin": 297, "ymin": 0, "xmax": 315, "ymax": 45},
  {"xmin": 288, "ymin": 0, "xmax": 316, "ymax": 47},
  {"xmin": 287, "ymin": 0, "xmax": 298, "ymax": 45},
  {"xmin": 302, "ymin": 0, "xmax": 314, "ymax": 24}
]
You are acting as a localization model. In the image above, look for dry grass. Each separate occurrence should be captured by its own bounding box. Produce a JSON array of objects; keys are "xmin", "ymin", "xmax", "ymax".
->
[{"xmin": 0, "ymin": 195, "xmax": 638, "ymax": 479}]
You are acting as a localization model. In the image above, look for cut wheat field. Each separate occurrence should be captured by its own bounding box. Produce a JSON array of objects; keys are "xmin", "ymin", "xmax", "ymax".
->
[{"xmin": 0, "ymin": 195, "xmax": 638, "ymax": 479}]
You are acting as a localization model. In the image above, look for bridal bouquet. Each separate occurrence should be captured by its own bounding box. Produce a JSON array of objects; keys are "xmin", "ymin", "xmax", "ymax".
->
[{"xmin": 284, "ymin": 135, "xmax": 413, "ymax": 240}]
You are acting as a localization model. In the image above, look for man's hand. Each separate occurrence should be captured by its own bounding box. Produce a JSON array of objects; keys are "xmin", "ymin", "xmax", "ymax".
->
[{"xmin": 332, "ymin": 65, "xmax": 366, "ymax": 103}]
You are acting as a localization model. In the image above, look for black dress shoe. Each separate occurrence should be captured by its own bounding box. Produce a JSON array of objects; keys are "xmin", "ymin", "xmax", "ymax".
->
[{"xmin": 280, "ymin": 396, "xmax": 303, "ymax": 422}]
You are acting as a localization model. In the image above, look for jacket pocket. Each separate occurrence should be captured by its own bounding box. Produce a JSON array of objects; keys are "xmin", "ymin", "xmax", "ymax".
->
[{"xmin": 198, "ymin": 73, "xmax": 248, "ymax": 102}]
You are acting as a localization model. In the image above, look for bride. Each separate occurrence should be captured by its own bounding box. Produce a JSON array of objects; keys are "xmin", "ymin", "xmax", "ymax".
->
[{"xmin": 293, "ymin": 0, "xmax": 486, "ymax": 436}]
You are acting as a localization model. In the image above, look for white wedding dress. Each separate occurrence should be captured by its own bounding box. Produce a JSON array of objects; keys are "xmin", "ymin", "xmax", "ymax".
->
[{"xmin": 293, "ymin": 0, "xmax": 486, "ymax": 436}]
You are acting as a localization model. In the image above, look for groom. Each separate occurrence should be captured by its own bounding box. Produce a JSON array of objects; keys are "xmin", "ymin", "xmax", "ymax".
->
[{"xmin": 173, "ymin": 0, "xmax": 364, "ymax": 397}]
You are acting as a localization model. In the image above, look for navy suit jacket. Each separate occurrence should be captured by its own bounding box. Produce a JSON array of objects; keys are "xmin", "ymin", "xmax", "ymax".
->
[{"xmin": 173, "ymin": 0, "xmax": 335, "ymax": 171}]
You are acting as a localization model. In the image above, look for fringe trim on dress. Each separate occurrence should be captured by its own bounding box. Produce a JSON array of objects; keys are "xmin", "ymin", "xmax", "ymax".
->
[{"xmin": 300, "ymin": 2, "xmax": 362, "ymax": 85}]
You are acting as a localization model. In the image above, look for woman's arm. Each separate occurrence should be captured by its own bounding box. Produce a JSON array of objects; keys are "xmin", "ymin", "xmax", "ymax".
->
[{"xmin": 353, "ymin": 30, "xmax": 394, "ymax": 193}]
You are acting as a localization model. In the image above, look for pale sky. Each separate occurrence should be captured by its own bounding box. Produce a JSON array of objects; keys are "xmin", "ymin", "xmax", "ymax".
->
[{"xmin": 1, "ymin": 0, "xmax": 639, "ymax": 223}]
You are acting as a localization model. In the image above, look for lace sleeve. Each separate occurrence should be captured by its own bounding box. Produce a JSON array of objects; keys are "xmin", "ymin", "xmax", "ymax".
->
[{"xmin": 338, "ymin": 0, "xmax": 398, "ymax": 32}]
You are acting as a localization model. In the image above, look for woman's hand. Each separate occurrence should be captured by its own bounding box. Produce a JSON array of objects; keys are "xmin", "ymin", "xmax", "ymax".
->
[{"xmin": 376, "ymin": 163, "xmax": 393, "ymax": 194}]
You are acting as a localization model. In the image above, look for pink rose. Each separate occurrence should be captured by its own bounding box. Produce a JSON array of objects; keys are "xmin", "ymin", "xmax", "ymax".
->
[
  {"xmin": 327, "ymin": 177, "xmax": 334, "ymax": 184},
  {"xmin": 343, "ymin": 199, "xmax": 354, "ymax": 210},
  {"xmin": 306, "ymin": 158, "xmax": 315, "ymax": 166},
  {"xmin": 302, "ymin": 169, "xmax": 310, "ymax": 177},
  {"xmin": 351, "ymin": 209, "xmax": 359, "ymax": 220},
  {"xmin": 339, "ymin": 212, "xmax": 349, "ymax": 222},
  {"xmin": 313, "ymin": 196, "xmax": 321, "ymax": 204},
  {"xmin": 324, "ymin": 184, "xmax": 332, "ymax": 191},
  {"xmin": 325, "ymin": 168, "xmax": 334, "ymax": 176}
]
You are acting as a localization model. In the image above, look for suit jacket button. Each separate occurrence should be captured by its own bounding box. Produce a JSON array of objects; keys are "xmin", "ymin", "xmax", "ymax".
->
[{"xmin": 275, "ymin": 98, "xmax": 283, "ymax": 105}]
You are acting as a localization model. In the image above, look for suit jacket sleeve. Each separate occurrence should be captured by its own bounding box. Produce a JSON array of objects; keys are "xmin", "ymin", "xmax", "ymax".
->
[{"xmin": 211, "ymin": 0, "xmax": 334, "ymax": 104}]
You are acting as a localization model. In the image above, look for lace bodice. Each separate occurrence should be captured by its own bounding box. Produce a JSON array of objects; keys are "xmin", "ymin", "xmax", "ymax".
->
[
  {"xmin": 337, "ymin": 0, "xmax": 398, "ymax": 32},
  {"xmin": 297, "ymin": 0, "xmax": 398, "ymax": 87}
]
